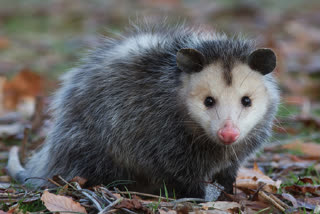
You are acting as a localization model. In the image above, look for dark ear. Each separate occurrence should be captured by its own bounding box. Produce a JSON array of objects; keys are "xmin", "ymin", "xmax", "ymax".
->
[
  {"xmin": 248, "ymin": 48, "xmax": 276, "ymax": 75},
  {"xmin": 176, "ymin": 48, "xmax": 205, "ymax": 73}
]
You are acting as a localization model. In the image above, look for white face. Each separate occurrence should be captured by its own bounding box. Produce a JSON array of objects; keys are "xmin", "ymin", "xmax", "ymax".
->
[{"xmin": 180, "ymin": 62, "xmax": 272, "ymax": 145}]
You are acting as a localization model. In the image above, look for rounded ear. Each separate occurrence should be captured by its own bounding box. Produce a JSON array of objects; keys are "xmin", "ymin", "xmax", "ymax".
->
[
  {"xmin": 248, "ymin": 48, "xmax": 276, "ymax": 75},
  {"xmin": 176, "ymin": 48, "xmax": 205, "ymax": 73}
]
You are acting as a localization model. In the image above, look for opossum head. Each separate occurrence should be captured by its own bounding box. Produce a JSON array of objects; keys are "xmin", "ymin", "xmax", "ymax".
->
[{"xmin": 177, "ymin": 48, "xmax": 278, "ymax": 145}]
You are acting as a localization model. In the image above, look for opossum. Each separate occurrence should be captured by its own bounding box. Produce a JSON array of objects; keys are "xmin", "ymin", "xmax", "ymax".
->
[{"xmin": 8, "ymin": 23, "xmax": 279, "ymax": 199}]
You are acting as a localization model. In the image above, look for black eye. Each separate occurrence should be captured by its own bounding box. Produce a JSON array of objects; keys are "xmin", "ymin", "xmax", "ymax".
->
[
  {"xmin": 204, "ymin": 96, "xmax": 215, "ymax": 108},
  {"xmin": 241, "ymin": 96, "xmax": 252, "ymax": 107}
]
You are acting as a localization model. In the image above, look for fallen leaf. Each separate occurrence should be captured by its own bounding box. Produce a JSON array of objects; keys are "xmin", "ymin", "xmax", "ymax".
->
[
  {"xmin": 284, "ymin": 184, "xmax": 320, "ymax": 196},
  {"xmin": 282, "ymin": 141, "xmax": 320, "ymax": 158},
  {"xmin": 3, "ymin": 68, "xmax": 44, "ymax": 111},
  {"xmin": 200, "ymin": 201, "xmax": 241, "ymax": 212},
  {"xmin": 159, "ymin": 209, "xmax": 177, "ymax": 214},
  {"xmin": 41, "ymin": 190, "xmax": 87, "ymax": 214},
  {"xmin": 0, "ymin": 37, "xmax": 9, "ymax": 49},
  {"xmin": 239, "ymin": 200, "xmax": 270, "ymax": 213},
  {"xmin": 0, "ymin": 123, "xmax": 23, "ymax": 137},
  {"xmin": 298, "ymin": 177, "xmax": 315, "ymax": 184},
  {"xmin": 70, "ymin": 176, "xmax": 88, "ymax": 187},
  {"xmin": 0, "ymin": 176, "xmax": 11, "ymax": 182},
  {"xmin": 236, "ymin": 163, "xmax": 281, "ymax": 193},
  {"xmin": 115, "ymin": 198, "xmax": 142, "ymax": 210}
]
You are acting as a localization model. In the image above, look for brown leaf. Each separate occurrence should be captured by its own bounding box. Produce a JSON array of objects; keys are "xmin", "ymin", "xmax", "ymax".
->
[
  {"xmin": 70, "ymin": 176, "xmax": 88, "ymax": 187},
  {"xmin": 115, "ymin": 198, "xmax": 142, "ymax": 210},
  {"xmin": 41, "ymin": 190, "xmax": 87, "ymax": 214},
  {"xmin": 284, "ymin": 184, "xmax": 320, "ymax": 196},
  {"xmin": 236, "ymin": 163, "xmax": 281, "ymax": 193},
  {"xmin": 240, "ymin": 200, "xmax": 270, "ymax": 213},
  {"xmin": 3, "ymin": 68, "xmax": 44, "ymax": 110},
  {"xmin": 200, "ymin": 201, "xmax": 241, "ymax": 212},
  {"xmin": 0, "ymin": 37, "xmax": 9, "ymax": 49},
  {"xmin": 282, "ymin": 141, "xmax": 320, "ymax": 158},
  {"xmin": 298, "ymin": 177, "xmax": 315, "ymax": 184}
]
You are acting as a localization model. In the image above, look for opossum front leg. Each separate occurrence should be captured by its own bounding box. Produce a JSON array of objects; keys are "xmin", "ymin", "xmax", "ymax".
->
[
  {"xmin": 174, "ymin": 181, "xmax": 206, "ymax": 199},
  {"xmin": 212, "ymin": 164, "xmax": 239, "ymax": 199}
]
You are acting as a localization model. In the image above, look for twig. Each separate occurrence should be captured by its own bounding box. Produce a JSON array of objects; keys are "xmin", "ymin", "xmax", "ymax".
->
[
  {"xmin": 47, "ymin": 178, "xmax": 62, "ymax": 187},
  {"xmin": 269, "ymin": 194, "xmax": 290, "ymax": 209},
  {"xmin": 171, "ymin": 198, "xmax": 206, "ymax": 203},
  {"xmin": 99, "ymin": 187, "xmax": 117, "ymax": 200},
  {"xmin": 116, "ymin": 191, "xmax": 175, "ymax": 201},
  {"xmin": 73, "ymin": 182, "xmax": 104, "ymax": 212},
  {"xmin": 99, "ymin": 187, "xmax": 138, "ymax": 214},
  {"xmin": 211, "ymin": 182, "xmax": 237, "ymax": 202},
  {"xmin": 31, "ymin": 96, "xmax": 44, "ymax": 131},
  {"xmin": 98, "ymin": 197, "xmax": 123, "ymax": 214},
  {"xmin": 58, "ymin": 176, "xmax": 104, "ymax": 212},
  {"xmin": 258, "ymin": 191, "xmax": 285, "ymax": 212},
  {"xmin": 21, "ymin": 127, "xmax": 30, "ymax": 163},
  {"xmin": 251, "ymin": 183, "xmax": 266, "ymax": 201}
]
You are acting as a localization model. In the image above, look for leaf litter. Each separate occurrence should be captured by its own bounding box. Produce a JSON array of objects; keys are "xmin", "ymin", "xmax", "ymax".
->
[{"xmin": 0, "ymin": 1, "xmax": 320, "ymax": 213}]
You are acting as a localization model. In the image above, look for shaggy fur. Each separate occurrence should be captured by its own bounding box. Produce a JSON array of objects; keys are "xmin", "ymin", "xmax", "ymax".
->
[{"xmin": 8, "ymin": 22, "xmax": 279, "ymax": 199}]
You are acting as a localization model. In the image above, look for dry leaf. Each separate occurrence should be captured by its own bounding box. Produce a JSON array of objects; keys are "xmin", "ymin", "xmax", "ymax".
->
[
  {"xmin": 3, "ymin": 68, "xmax": 44, "ymax": 111},
  {"xmin": 284, "ymin": 184, "xmax": 320, "ymax": 196},
  {"xmin": 159, "ymin": 209, "xmax": 177, "ymax": 214},
  {"xmin": 70, "ymin": 176, "xmax": 88, "ymax": 187},
  {"xmin": 115, "ymin": 198, "xmax": 142, "ymax": 210},
  {"xmin": 0, "ymin": 37, "xmax": 9, "ymax": 49},
  {"xmin": 236, "ymin": 162, "xmax": 281, "ymax": 193},
  {"xmin": 0, "ymin": 123, "xmax": 23, "ymax": 137},
  {"xmin": 282, "ymin": 141, "xmax": 320, "ymax": 158},
  {"xmin": 200, "ymin": 201, "xmax": 241, "ymax": 212},
  {"xmin": 41, "ymin": 190, "xmax": 87, "ymax": 214}
]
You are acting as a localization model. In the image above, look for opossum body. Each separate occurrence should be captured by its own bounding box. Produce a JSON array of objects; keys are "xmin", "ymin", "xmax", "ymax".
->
[{"xmin": 8, "ymin": 23, "xmax": 279, "ymax": 199}]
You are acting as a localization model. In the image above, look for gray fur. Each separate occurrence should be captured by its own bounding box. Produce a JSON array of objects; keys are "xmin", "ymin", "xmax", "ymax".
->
[{"xmin": 8, "ymin": 22, "xmax": 279, "ymax": 199}]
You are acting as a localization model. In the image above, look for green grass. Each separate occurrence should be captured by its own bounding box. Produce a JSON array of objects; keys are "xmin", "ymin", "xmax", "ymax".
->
[
  {"xmin": 163, "ymin": 181, "xmax": 169, "ymax": 202},
  {"xmin": 18, "ymin": 199, "xmax": 46, "ymax": 213},
  {"xmin": 147, "ymin": 189, "xmax": 162, "ymax": 212},
  {"xmin": 124, "ymin": 186, "xmax": 131, "ymax": 199},
  {"xmin": 105, "ymin": 180, "xmax": 135, "ymax": 189},
  {"xmin": 277, "ymin": 103, "xmax": 301, "ymax": 118}
]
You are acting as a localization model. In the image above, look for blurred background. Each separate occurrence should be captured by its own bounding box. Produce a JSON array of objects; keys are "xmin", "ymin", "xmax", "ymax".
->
[{"xmin": 0, "ymin": 0, "xmax": 320, "ymax": 166}]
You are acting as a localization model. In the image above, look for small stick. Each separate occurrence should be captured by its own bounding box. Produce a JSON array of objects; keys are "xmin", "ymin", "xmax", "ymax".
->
[
  {"xmin": 21, "ymin": 127, "xmax": 30, "ymax": 163},
  {"xmin": 171, "ymin": 198, "xmax": 206, "ymax": 203},
  {"xmin": 73, "ymin": 182, "xmax": 104, "ymax": 212},
  {"xmin": 269, "ymin": 194, "xmax": 290, "ymax": 209},
  {"xmin": 99, "ymin": 187, "xmax": 138, "ymax": 214},
  {"xmin": 58, "ymin": 176, "xmax": 104, "ymax": 212},
  {"xmin": 116, "ymin": 191, "xmax": 175, "ymax": 201},
  {"xmin": 98, "ymin": 197, "xmax": 123, "ymax": 214},
  {"xmin": 258, "ymin": 191, "xmax": 285, "ymax": 212},
  {"xmin": 31, "ymin": 96, "xmax": 44, "ymax": 131},
  {"xmin": 99, "ymin": 187, "xmax": 117, "ymax": 200},
  {"xmin": 47, "ymin": 178, "xmax": 62, "ymax": 187}
]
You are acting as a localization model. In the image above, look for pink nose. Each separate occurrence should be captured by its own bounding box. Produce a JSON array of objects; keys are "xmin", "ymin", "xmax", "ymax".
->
[{"xmin": 218, "ymin": 120, "xmax": 240, "ymax": 145}]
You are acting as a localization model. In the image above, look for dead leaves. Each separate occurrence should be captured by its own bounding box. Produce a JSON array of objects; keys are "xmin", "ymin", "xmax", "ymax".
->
[
  {"xmin": 200, "ymin": 201, "xmax": 241, "ymax": 212},
  {"xmin": 284, "ymin": 185, "xmax": 320, "ymax": 197},
  {"xmin": 2, "ymin": 68, "xmax": 44, "ymax": 112},
  {"xmin": 41, "ymin": 190, "xmax": 87, "ymax": 214},
  {"xmin": 0, "ymin": 37, "xmax": 10, "ymax": 49},
  {"xmin": 236, "ymin": 163, "xmax": 281, "ymax": 193},
  {"xmin": 281, "ymin": 141, "xmax": 320, "ymax": 159}
]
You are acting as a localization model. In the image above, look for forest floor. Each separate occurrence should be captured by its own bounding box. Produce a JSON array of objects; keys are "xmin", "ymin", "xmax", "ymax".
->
[{"xmin": 0, "ymin": 1, "xmax": 320, "ymax": 213}]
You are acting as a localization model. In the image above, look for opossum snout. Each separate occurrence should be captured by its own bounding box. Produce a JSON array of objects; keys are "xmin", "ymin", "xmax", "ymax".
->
[{"xmin": 218, "ymin": 120, "xmax": 240, "ymax": 145}]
